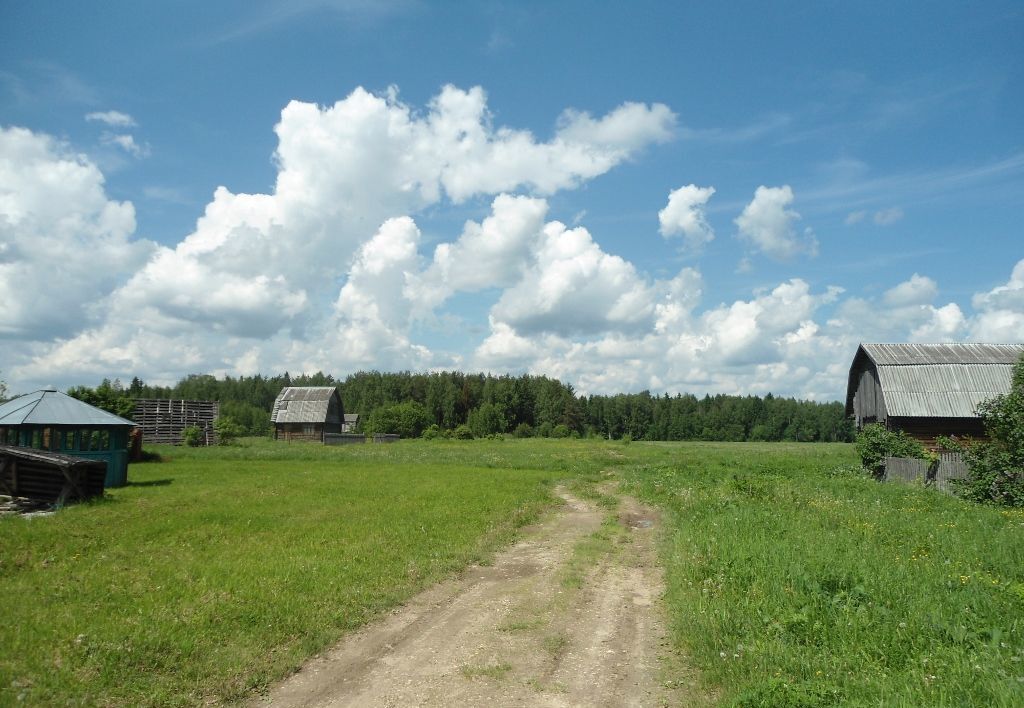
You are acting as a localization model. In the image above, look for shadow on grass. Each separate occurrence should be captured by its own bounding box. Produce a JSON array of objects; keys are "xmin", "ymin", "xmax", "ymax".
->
[{"xmin": 126, "ymin": 479, "xmax": 173, "ymax": 487}]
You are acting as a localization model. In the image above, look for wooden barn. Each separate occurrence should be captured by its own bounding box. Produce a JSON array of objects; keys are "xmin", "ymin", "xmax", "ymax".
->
[
  {"xmin": 846, "ymin": 343, "xmax": 1024, "ymax": 447},
  {"xmin": 271, "ymin": 387, "xmax": 344, "ymax": 442},
  {"xmin": 0, "ymin": 388, "xmax": 136, "ymax": 487}
]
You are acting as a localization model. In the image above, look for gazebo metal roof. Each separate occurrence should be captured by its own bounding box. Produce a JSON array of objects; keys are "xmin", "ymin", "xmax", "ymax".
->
[{"xmin": 0, "ymin": 389, "xmax": 136, "ymax": 427}]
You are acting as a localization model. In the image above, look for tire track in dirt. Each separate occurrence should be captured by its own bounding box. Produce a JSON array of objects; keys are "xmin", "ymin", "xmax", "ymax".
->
[{"xmin": 253, "ymin": 485, "xmax": 697, "ymax": 707}]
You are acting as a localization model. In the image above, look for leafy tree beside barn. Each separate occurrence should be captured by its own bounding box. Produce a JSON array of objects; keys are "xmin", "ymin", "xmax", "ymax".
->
[{"xmin": 944, "ymin": 354, "xmax": 1024, "ymax": 507}]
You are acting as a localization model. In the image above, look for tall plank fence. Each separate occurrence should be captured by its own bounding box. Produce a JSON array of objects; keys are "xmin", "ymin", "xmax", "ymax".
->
[
  {"xmin": 132, "ymin": 399, "xmax": 220, "ymax": 446},
  {"xmin": 883, "ymin": 451, "xmax": 969, "ymax": 493}
]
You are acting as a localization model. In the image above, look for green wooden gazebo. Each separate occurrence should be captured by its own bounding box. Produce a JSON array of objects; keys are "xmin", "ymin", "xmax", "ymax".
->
[{"xmin": 0, "ymin": 389, "xmax": 136, "ymax": 487}]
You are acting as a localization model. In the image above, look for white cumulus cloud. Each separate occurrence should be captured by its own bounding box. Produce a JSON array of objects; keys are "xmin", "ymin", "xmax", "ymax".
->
[
  {"xmin": 658, "ymin": 184, "xmax": 715, "ymax": 254},
  {"xmin": 735, "ymin": 185, "xmax": 818, "ymax": 260},
  {"xmin": 0, "ymin": 126, "xmax": 153, "ymax": 341}
]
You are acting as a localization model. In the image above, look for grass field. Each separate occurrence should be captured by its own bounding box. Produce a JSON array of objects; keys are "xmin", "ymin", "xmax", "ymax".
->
[
  {"xmin": 622, "ymin": 442, "xmax": 1024, "ymax": 707},
  {"xmin": 2, "ymin": 438, "xmax": 1022, "ymax": 706}
]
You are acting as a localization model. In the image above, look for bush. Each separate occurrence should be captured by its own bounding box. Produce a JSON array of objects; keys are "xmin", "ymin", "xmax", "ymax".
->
[
  {"xmin": 512, "ymin": 422, "xmax": 534, "ymax": 438},
  {"xmin": 467, "ymin": 402, "xmax": 507, "ymax": 438},
  {"xmin": 213, "ymin": 416, "xmax": 243, "ymax": 445},
  {"xmin": 551, "ymin": 424, "xmax": 570, "ymax": 439},
  {"xmin": 943, "ymin": 354, "xmax": 1024, "ymax": 506},
  {"xmin": 854, "ymin": 423, "xmax": 926, "ymax": 475},
  {"xmin": 182, "ymin": 426, "xmax": 204, "ymax": 447},
  {"xmin": 365, "ymin": 402, "xmax": 431, "ymax": 439},
  {"xmin": 421, "ymin": 424, "xmax": 442, "ymax": 440},
  {"xmin": 451, "ymin": 424, "xmax": 474, "ymax": 440}
]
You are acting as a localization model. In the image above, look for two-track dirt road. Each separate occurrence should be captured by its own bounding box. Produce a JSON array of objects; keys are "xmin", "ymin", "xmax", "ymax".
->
[{"xmin": 252, "ymin": 485, "xmax": 699, "ymax": 707}]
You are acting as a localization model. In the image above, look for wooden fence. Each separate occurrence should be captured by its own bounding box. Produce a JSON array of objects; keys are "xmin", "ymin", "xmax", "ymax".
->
[
  {"xmin": 132, "ymin": 399, "xmax": 219, "ymax": 446},
  {"xmin": 323, "ymin": 433, "xmax": 400, "ymax": 446},
  {"xmin": 883, "ymin": 451, "xmax": 969, "ymax": 493},
  {"xmin": 324, "ymin": 433, "xmax": 366, "ymax": 446}
]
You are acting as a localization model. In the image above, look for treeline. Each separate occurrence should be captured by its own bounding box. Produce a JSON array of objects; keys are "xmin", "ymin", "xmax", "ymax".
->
[{"xmin": 76, "ymin": 371, "xmax": 853, "ymax": 443}]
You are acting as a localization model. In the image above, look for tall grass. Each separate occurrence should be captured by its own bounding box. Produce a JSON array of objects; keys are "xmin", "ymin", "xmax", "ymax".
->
[
  {"xmin": 622, "ymin": 442, "xmax": 1024, "ymax": 706},
  {"xmin": 4, "ymin": 438, "xmax": 1021, "ymax": 706},
  {"xmin": 0, "ymin": 438, "xmax": 618, "ymax": 706}
]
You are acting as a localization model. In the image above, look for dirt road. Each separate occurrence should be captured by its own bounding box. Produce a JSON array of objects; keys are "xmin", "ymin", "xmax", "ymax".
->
[{"xmin": 253, "ymin": 485, "xmax": 695, "ymax": 707}]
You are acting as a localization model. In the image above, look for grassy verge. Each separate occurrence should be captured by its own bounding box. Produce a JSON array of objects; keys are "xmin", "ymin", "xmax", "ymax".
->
[
  {"xmin": 0, "ymin": 438, "xmax": 621, "ymax": 706},
  {"xmin": 621, "ymin": 442, "xmax": 1024, "ymax": 706}
]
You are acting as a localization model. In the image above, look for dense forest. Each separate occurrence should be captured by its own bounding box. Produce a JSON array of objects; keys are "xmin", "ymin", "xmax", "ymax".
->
[{"xmin": 70, "ymin": 370, "xmax": 854, "ymax": 443}]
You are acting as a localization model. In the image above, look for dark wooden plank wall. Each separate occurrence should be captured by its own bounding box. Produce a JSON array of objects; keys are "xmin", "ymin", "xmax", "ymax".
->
[
  {"xmin": 889, "ymin": 417, "xmax": 986, "ymax": 448},
  {"xmin": 275, "ymin": 423, "xmax": 324, "ymax": 442},
  {"xmin": 0, "ymin": 445, "xmax": 107, "ymax": 503},
  {"xmin": 851, "ymin": 364, "xmax": 886, "ymax": 427}
]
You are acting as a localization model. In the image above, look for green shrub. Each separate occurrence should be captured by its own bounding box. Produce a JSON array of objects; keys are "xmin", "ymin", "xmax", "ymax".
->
[
  {"xmin": 467, "ymin": 402, "xmax": 507, "ymax": 438},
  {"xmin": 421, "ymin": 424, "xmax": 442, "ymax": 440},
  {"xmin": 551, "ymin": 423, "xmax": 570, "ymax": 438},
  {"xmin": 365, "ymin": 401, "xmax": 431, "ymax": 438},
  {"xmin": 451, "ymin": 424, "xmax": 474, "ymax": 440},
  {"xmin": 213, "ymin": 416, "xmax": 243, "ymax": 445},
  {"xmin": 512, "ymin": 422, "xmax": 534, "ymax": 438},
  {"xmin": 943, "ymin": 354, "xmax": 1024, "ymax": 506},
  {"xmin": 854, "ymin": 423, "xmax": 926, "ymax": 474},
  {"xmin": 182, "ymin": 425, "xmax": 203, "ymax": 447}
]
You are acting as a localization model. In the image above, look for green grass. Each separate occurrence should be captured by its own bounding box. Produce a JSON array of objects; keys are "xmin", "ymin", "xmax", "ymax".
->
[
  {"xmin": 459, "ymin": 662, "xmax": 513, "ymax": 680},
  {"xmin": 0, "ymin": 438, "xmax": 620, "ymax": 706},
  {"xmin": 3, "ymin": 438, "xmax": 1022, "ymax": 706},
  {"xmin": 620, "ymin": 442, "xmax": 1024, "ymax": 707}
]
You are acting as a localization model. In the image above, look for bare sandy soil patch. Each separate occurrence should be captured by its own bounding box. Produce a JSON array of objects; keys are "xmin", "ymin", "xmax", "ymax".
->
[{"xmin": 253, "ymin": 486, "xmax": 699, "ymax": 707}]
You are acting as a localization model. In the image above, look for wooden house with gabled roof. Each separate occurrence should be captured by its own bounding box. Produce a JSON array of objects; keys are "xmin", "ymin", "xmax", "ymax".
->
[{"xmin": 271, "ymin": 386, "xmax": 344, "ymax": 442}]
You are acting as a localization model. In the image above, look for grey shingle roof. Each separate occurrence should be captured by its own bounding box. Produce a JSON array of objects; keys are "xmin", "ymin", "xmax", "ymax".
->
[
  {"xmin": 853, "ymin": 343, "xmax": 1024, "ymax": 418},
  {"xmin": 271, "ymin": 386, "xmax": 340, "ymax": 424},
  {"xmin": 0, "ymin": 389, "xmax": 136, "ymax": 426}
]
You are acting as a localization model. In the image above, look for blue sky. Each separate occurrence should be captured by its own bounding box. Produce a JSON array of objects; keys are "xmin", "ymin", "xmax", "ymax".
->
[{"xmin": 1, "ymin": 1, "xmax": 1022, "ymax": 400}]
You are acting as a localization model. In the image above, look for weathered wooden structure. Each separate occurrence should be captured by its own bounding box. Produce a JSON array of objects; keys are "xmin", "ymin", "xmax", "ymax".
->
[
  {"xmin": 0, "ymin": 389, "xmax": 135, "ymax": 487},
  {"xmin": 883, "ymin": 451, "xmax": 969, "ymax": 494},
  {"xmin": 132, "ymin": 399, "xmax": 219, "ymax": 446},
  {"xmin": 0, "ymin": 445, "xmax": 107, "ymax": 505},
  {"xmin": 342, "ymin": 413, "xmax": 359, "ymax": 433},
  {"xmin": 271, "ymin": 387, "xmax": 344, "ymax": 442},
  {"xmin": 846, "ymin": 343, "xmax": 1024, "ymax": 447}
]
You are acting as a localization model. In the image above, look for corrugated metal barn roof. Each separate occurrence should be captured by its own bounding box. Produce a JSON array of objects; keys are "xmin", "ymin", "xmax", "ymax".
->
[
  {"xmin": 852, "ymin": 343, "xmax": 1024, "ymax": 418},
  {"xmin": 861, "ymin": 342, "xmax": 1024, "ymax": 366},
  {"xmin": 271, "ymin": 386, "xmax": 339, "ymax": 424},
  {"xmin": 0, "ymin": 389, "xmax": 136, "ymax": 426}
]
